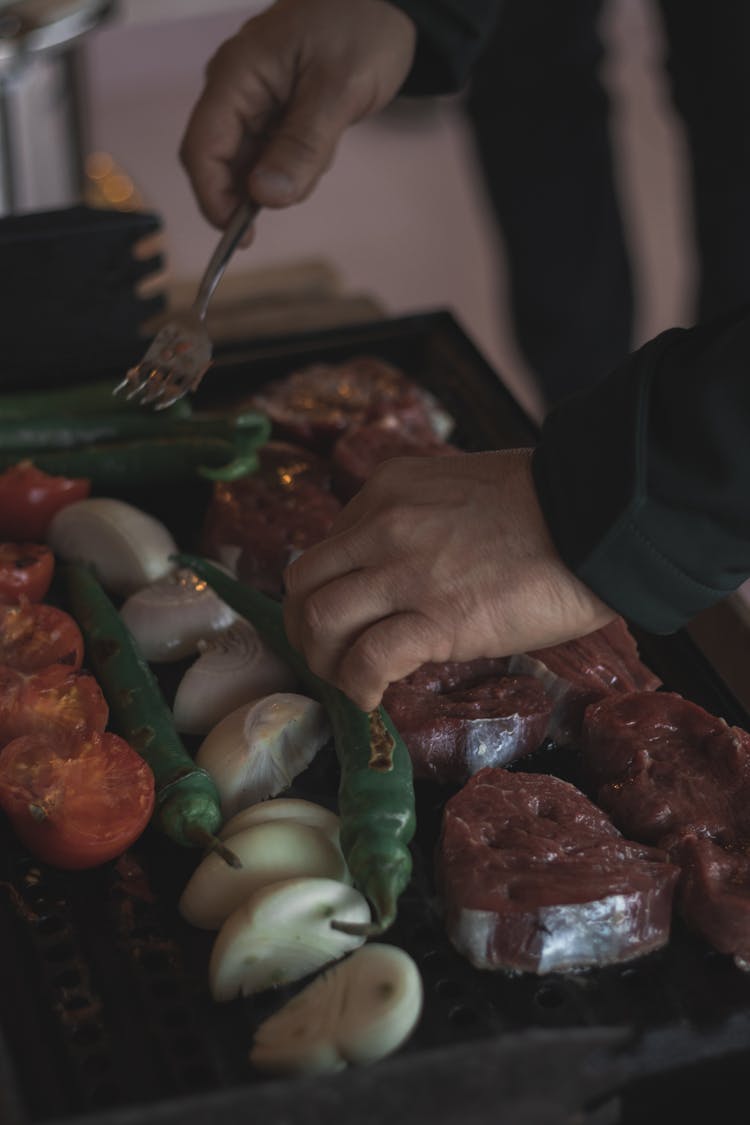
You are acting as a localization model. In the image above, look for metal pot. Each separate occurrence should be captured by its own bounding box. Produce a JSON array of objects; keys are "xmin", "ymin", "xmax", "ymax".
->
[{"xmin": 0, "ymin": 0, "xmax": 115, "ymax": 214}]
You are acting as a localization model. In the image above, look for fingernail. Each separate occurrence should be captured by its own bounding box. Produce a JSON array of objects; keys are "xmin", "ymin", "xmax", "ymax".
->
[{"xmin": 250, "ymin": 167, "xmax": 296, "ymax": 203}]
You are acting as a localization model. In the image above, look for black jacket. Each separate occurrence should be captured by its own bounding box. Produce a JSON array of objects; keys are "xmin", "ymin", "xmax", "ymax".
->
[{"xmin": 388, "ymin": 0, "xmax": 750, "ymax": 632}]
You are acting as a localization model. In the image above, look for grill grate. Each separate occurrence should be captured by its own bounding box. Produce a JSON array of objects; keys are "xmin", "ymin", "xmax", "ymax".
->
[{"xmin": 2, "ymin": 313, "xmax": 750, "ymax": 1125}]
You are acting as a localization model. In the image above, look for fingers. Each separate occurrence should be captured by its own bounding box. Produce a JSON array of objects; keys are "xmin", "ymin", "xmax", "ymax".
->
[
  {"xmin": 284, "ymin": 564, "xmax": 397, "ymax": 683},
  {"xmin": 336, "ymin": 612, "xmax": 450, "ymax": 711},
  {"xmin": 286, "ymin": 589, "xmax": 449, "ymax": 712},
  {"xmin": 248, "ymin": 67, "xmax": 361, "ymax": 207},
  {"xmin": 180, "ymin": 0, "xmax": 417, "ymax": 230},
  {"xmin": 179, "ymin": 87, "xmax": 263, "ymax": 229}
]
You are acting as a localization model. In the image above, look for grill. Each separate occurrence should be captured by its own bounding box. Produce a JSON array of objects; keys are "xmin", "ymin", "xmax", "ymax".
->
[{"xmin": 1, "ymin": 311, "xmax": 749, "ymax": 1125}]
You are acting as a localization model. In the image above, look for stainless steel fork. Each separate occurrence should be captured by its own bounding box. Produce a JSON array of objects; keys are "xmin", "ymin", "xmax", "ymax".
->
[{"xmin": 114, "ymin": 200, "xmax": 259, "ymax": 410}]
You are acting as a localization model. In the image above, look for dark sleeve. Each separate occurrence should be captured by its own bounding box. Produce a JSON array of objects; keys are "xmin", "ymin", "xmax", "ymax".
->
[
  {"xmin": 531, "ymin": 304, "xmax": 750, "ymax": 633},
  {"xmin": 386, "ymin": 0, "xmax": 503, "ymax": 95}
]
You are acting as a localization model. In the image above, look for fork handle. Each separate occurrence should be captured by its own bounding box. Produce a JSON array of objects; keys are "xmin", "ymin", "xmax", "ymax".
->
[{"xmin": 194, "ymin": 199, "xmax": 260, "ymax": 320}]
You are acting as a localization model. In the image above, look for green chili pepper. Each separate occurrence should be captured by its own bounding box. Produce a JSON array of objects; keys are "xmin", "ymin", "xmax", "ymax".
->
[
  {"xmin": 0, "ymin": 410, "xmax": 270, "ymax": 454},
  {"xmin": 64, "ymin": 561, "xmax": 238, "ymax": 867},
  {"xmin": 176, "ymin": 553, "xmax": 416, "ymax": 935},
  {"xmin": 0, "ymin": 379, "xmax": 193, "ymax": 421},
  {"xmin": 0, "ymin": 435, "xmax": 261, "ymax": 487}
]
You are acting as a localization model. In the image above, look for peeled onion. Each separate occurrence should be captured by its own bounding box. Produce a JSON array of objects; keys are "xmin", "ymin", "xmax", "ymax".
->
[
  {"xmin": 46, "ymin": 498, "xmax": 177, "ymax": 597},
  {"xmin": 178, "ymin": 819, "xmax": 348, "ymax": 930},
  {"xmin": 119, "ymin": 567, "xmax": 238, "ymax": 663},
  {"xmin": 209, "ymin": 876, "xmax": 370, "ymax": 1001},
  {"xmin": 249, "ymin": 943, "xmax": 423, "ymax": 1074},
  {"xmin": 172, "ymin": 620, "xmax": 298, "ymax": 733},
  {"xmin": 195, "ymin": 692, "xmax": 331, "ymax": 818},
  {"xmin": 219, "ymin": 797, "xmax": 340, "ymax": 844}
]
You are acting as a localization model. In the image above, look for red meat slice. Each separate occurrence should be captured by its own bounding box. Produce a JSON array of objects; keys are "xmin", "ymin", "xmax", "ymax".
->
[
  {"xmin": 509, "ymin": 617, "xmax": 661, "ymax": 745},
  {"xmin": 582, "ymin": 690, "xmax": 750, "ymax": 964},
  {"xmin": 245, "ymin": 356, "xmax": 452, "ymax": 453},
  {"xmin": 331, "ymin": 414, "xmax": 460, "ymax": 501},
  {"xmin": 438, "ymin": 767, "xmax": 678, "ymax": 973},
  {"xmin": 382, "ymin": 658, "xmax": 554, "ymax": 785},
  {"xmin": 200, "ymin": 442, "xmax": 342, "ymax": 598}
]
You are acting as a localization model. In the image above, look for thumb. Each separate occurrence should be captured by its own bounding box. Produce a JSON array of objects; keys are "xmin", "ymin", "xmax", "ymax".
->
[{"xmin": 248, "ymin": 69, "xmax": 361, "ymax": 207}]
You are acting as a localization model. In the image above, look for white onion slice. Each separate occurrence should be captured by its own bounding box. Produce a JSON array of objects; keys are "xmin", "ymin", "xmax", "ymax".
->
[
  {"xmin": 195, "ymin": 692, "xmax": 331, "ymax": 818},
  {"xmin": 249, "ymin": 943, "xmax": 423, "ymax": 1074},
  {"xmin": 220, "ymin": 797, "xmax": 340, "ymax": 844},
  {"xmin": 118, "ymin": 567, "xmax": 238, "ymax": 663},
  {"xmin": 209, "ymin": 877, "xmax": 370, "ymax": 1002},
  {"xmin": 179, "ymin": 820, "xmax": 348, "ymax": 930},
  {"xmin": 46, "ymin": 497, "xmax": 177, "ymax": 597},
  {"xmin": 173, "ymin": 620, "xmax": 298, "ymax": 733}
]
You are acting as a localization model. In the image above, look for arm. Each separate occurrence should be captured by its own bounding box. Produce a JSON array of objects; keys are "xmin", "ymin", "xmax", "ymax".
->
[
  {"xmin": 387, "ymin": 0, "xmax": 504, "ymax": 94},
  {"xmin": 533, "ymin": 303, "xmax": 750, "ymax": 631}
]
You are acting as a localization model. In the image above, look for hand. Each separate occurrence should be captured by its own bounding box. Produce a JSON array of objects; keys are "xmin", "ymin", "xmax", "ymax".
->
[
  {"xmin": 180, "ymin": 0, "xmax": 417, "ymax": 230},
  {"xmin": 283, "ymin": 449, "xmax": 616, "ymax": 711}
]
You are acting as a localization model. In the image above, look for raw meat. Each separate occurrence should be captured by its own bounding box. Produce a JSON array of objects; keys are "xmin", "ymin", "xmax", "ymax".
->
[
  {"xmin": 331, "ymin": 414, "xmax": 460, "ymax": 501},
  {"xmin": 382, "ymin": 659, "xmax": 554, "ymax": 785},
  {"xmin": 245, "ymin": 356, "xmax": 452, "ymax": 453},
  {"xmin": 582, "ymin": 690, "xmax": 750, "ymax": 963},
  {"xmin": 200, "ymin": 442, "xmax": 341, "ymax": 598},
  {"xmin": 438, "ymin": 767, "xmax": 678, "ymax": 974},
  {"xmin": 509, "ymin": 617, "xmax": 661, "ymax": 745}
]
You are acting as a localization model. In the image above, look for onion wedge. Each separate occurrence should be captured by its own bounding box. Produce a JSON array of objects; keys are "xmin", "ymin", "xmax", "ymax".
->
[
  {"xmin": 173, "ymin": 620, "xmax": 297, "ymax": 734},
  {"xmin": 249, "ymin": 943, "xmax": 423, "ymax": 1074},
  {"xmin": 119, "ymin": 567, "xmax": 238, "ymax": 663},
  {"xmin": 46, "ymin": 498, "xmax": 177, "ymax": 597},
  {"xmin": 195, "ymin": 692, "xmax": 331, "ymax": 818},
  {"xmin": 219, "ymin": 797, "xmax": 341, "ymax": 845},
  {"xmin": 178, "ymin": 819, "xmax": 348, "ymax": 930},
  {"xmin": 209, "ymin": 876, "xmax": 370, "ymax": 1001}
]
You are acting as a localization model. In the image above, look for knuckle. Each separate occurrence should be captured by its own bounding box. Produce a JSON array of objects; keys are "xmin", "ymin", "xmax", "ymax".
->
[
  {"xmin": 374, "ymin": 504, "xmax": 412, "ymax": 545},
  {"xmin": 300, "ymin": 592, "xmax": 328, "ymax": 640}
]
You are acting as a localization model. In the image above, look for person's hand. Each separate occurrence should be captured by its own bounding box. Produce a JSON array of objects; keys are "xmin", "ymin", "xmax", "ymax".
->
[
  {"xmin": 180, "ymin": 0, "xmax": 417, "ymax": 230},
  {"xmin": 282, "ymin": 449, "xmax": 616, "ymax": 711}
]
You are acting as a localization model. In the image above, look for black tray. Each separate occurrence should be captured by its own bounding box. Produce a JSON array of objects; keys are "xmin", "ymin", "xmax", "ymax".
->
[{"xmin": 1, "ymin": 311, "xmax": 749, "ymax": 1125}]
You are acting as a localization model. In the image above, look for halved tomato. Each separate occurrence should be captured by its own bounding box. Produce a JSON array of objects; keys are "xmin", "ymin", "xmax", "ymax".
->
[
  {"xmin": 0, "ymin": 730, "xmax": 155, "ymax": 869},
  {"xmin": 0, "ymin": 462, "xmax": 90, "ymax": 542},
  {"xmin": 0, "ymin": 664, "xmax": 108, "ymax": 749},
  {"xmin": 0, "ymin": 542, "xmax": 54, "ymax": 603},
  {"xmin": 0, "ymin": 600, "xmax": 84, "ymax": 672}
]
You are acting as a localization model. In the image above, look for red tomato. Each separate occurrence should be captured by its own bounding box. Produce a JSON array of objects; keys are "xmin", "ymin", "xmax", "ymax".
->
[
  {"xmin": 0, "ymin": 600, "xmax": 84, "ymax": 672},
  {"xmin": 0, "ymin": 542, "xmax": 54, "ymax": 603},
  {"xmin": 0, "ymin": 730, "xmax": 155, "ymax": 869},
  {"xmin": 0, "ymin": 462, "xmax": 90, "ymax": 541},
  {"xmin": 0, "ymin": 664, "xmax": 108, "ymax": 748}
]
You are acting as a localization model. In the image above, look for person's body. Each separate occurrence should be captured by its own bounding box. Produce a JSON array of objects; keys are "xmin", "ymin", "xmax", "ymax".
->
[
  {"xmin": 180, "ymin": 0, "xmax": 750, "ymax": 712},
  {"xmin": 464, "ymin": 0, "xmax": 750, "ymax": 406}
]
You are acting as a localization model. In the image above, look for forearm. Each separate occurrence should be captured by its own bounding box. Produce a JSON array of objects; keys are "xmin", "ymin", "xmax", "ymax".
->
[
  {"xmin": 386, "ymin": 0, "xmax": 503, "ymax": 94},
  {"xmin": 532, "ymin": 305, "xmax": 750, "ymax": 632}
]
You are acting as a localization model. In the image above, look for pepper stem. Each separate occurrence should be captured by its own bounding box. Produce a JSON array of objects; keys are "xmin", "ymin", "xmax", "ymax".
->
[
  {"xmin": 330, "ymin": 917, "xmax": 391, "ymax": 938},
  {"xmin": 186, "ymin": 827, "xmax": 242, "ymax": 869}
]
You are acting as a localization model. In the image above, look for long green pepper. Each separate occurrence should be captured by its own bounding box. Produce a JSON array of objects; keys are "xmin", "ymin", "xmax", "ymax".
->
[
  {"xmin": 0, "ymin": 411, "xmax": 270, "ymax": 487},
  {"xmin": 0, "ymin": 410, "xmax": 269, "ymax": 453},
  {"xmin": 65, "ymin": 561, "xmax": 236, "ymax": 865},
  {"xmin": 177, "ymin": 553, "xmax": 416, "ymax": 935},
  {"xmin": 0, "ymin": 378, "xmax": 192, "ymax": 421}
]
